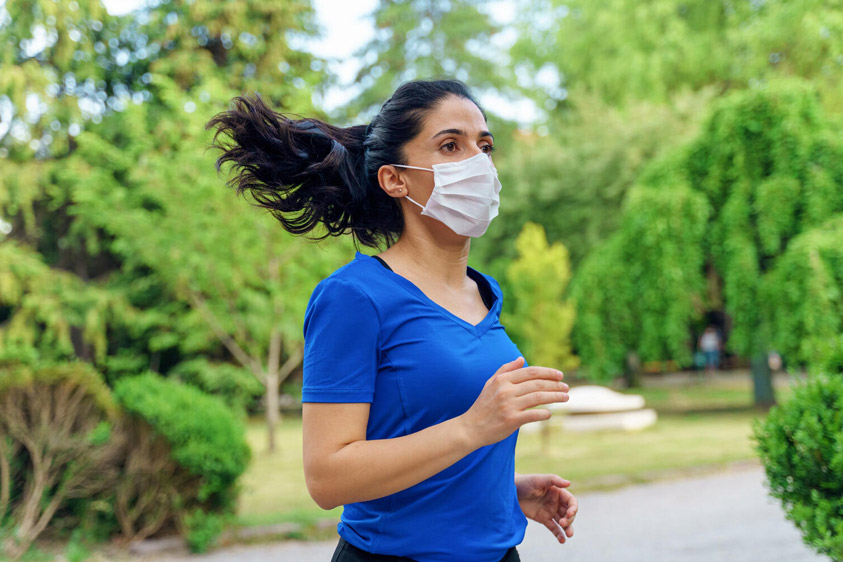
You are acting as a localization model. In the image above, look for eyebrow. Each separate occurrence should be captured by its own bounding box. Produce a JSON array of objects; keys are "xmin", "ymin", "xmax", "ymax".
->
[{"xmin": 431, "ymin": 128, "xmax": 494, "ymax": 142}]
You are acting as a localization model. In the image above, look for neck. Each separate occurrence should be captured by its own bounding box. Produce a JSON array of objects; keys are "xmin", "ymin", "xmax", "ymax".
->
[{"xmin": 383, "ymin": 232, "xmax": 471, "ymax": 287}]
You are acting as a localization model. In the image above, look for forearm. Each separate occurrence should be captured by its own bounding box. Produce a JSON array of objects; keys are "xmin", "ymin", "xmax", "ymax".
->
[{"xmin": 305, "ymin": 414, "xmax": 477, "ymax": 509}]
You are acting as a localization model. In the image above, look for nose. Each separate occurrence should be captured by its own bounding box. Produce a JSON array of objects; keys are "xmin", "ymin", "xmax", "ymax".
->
[{"xmin": 467, "ymin": 145, "xmax": 488, "ymax": 159}]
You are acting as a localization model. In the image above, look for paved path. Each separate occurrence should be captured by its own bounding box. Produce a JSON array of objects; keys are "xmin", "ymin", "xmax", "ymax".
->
[{"xmin": 159, "ymin": 464, "xmax": 826, "ymax": 561}]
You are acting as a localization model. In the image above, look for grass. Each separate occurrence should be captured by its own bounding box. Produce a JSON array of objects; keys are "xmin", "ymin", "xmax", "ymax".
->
[
  {"xmin": 516, "ymin": 411, "xmax": 760, "ymax": 491},
  {"xmin": 236, "ymin": 419, "xmax": 342, "ymax": 528},
  {"xmin": 235, "ymin": 374, "xmax": 796, "ymax": 529}
]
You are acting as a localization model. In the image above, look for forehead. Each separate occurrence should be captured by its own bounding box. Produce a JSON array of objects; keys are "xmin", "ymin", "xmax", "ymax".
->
[{"xmin": 419, "ymin": 95, "xmax": 487, "ymax": 136}]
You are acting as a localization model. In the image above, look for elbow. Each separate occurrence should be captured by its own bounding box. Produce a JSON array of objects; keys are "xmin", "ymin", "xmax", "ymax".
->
[{"xmin": 305, "ymin": 469, "xmax": 342, "ymax": 510}]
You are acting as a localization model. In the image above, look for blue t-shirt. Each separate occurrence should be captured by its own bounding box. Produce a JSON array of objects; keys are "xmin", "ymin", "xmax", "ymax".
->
[{"xmin": 302, "ymin": 250, "xmax": 529, "ymax": 561}]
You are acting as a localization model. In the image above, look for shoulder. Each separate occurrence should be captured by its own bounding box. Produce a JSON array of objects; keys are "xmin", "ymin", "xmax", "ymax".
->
[{"xmin": 306, "ymin": 260, "xmax": 380, "ymax": 315}]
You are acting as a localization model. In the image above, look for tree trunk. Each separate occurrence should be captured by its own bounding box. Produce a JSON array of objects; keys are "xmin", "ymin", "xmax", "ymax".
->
[
  {"xmin": 0, "ymin": 437, "xmax": 15, "ymax": 522},
  {"xmin": 624, "ymin": 352, "xmax": 642, "ymax": 388},
  {"xmin": 751, "ymin": 352, "xmax": 776, "ymax": 408},
  {"xmin": 265, "ymin": 371, "xmax": 280, "ymax": 453},
  {"xmin": 265, "ymin": 327, "xmax": 283, "ymax": 453}
]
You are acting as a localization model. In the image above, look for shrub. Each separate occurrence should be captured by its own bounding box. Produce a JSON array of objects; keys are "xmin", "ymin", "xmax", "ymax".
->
[
  {"xmin": 0, "ymin": 361, "xmax": 122, "ymax": 560},
  {"xmin": 169, "ymin": 357, "xmax": 263, "ymax": 412},
  {"xmin": 110, "ymin": 416, "xmax": 195, "ymax": 543},
  {"xmin": 754, "ymin": 373, "xmax": 843, "ymax": 559},
  {"xmin": 113, "ymin": 374, "xmax": 250, "ymax": 547},
  {"xmin": 183, "ymin": 508, "xmax": 227, "ymax": 553}
]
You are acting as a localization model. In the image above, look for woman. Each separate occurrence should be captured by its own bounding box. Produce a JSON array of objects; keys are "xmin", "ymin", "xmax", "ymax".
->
[{"xmin": 208, "ymin": 79, "xmax": 577, "ymax": 561}]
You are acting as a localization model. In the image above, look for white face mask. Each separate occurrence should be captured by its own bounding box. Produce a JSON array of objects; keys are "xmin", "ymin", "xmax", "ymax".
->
[{"xmin": 392, "ymin": 152, "xmax": 502, "ymax": 238}]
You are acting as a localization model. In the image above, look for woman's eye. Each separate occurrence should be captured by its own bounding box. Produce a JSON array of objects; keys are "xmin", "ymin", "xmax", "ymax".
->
[
  {"xmin": 481, "ymin": 144, "xmax": 496, "ymax": 154},
  {"xmin": 441, "ymin": 141, "xmax": 457, "ymax": 152}
]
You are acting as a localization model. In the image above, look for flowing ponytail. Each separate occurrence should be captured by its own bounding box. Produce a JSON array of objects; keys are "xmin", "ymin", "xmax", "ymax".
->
[{"xmin": 206, "ymin": 79, "xmax": 485, "ymax": 249}]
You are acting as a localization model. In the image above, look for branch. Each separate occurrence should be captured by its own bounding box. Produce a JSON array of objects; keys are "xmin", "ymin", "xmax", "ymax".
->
[
  {"xmin": 279, "ymin": 344, "xmax": 303, "ymax": 385},
  {"xmin": 186, "ymin": 290, "xmax": 264, "ymax": 381}
]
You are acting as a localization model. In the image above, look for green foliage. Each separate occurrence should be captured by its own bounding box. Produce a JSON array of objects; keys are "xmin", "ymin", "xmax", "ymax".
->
[
  {"xmin": 473, "ymin": 91, "xmax": 710, "ymax": 275},
  {"xmin": 502, "ymin": 222, "xmax": 578, "ymax": 371},
  {"xmin": 0, "ymin": 360, "xmax": 117, "ymax": 417},
  {"xmin": 63, "ymin": 529, "xmax": 93, "ymax": 562},
  {"xmin": 183, "ymin": 508, "xmax": 228, "ymax": 554},
  {"xmin": 512, "ymin": 0, "xmax": 843, "ymax": 112},
  {"xmin": 0, "ymin": 0, "xmax": 325, "ymax": 158},
  {"xmin": 761, "ymin": 216, "xmax": 843, "ymax": 374},
  {"xmin": 340, "ymin": 0, "xmax": 510, "ymax": 121},
  {"xmin": 753, "ymin": 373, "xmax": 843, "ymax": 559},
  {"xmin": 0, "ymin": 241, "xmax": 140, "ymax": 367},
  {"xmin": 170, "ymin": 358, "xmax": 263, "ymax": 412},
  {"xmin": 137, "ymin": 0, "xmax": 323, "ymax": 108},
  {"xmin": 0, "ymin": 361, "xmax": 121, "ymax": 559},
  {"xmin": 0, "ymin": 0, "xmax": 133, "ymax": 158},
  {"xmin": 113, "ymin": 374, "xmax": 250, "ymax": 508},
  {"xmin": 0, "ymin": 0, "xmax": 352, "ymax": 457},
  {"xmin": 571, "ymin": 167, "xmax": 710, "ymax": 382},
  {"xmin": 571, "ymin": 79, "xmax": 843, "ymax": 381},
  {"xmin": 687, "ymin": 80, "xmax": 843, "ymax": 358}
]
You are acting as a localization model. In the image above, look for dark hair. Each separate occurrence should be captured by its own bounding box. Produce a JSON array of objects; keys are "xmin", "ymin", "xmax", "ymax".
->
[{"xmin": 206, "ymin": 79, "xmax": 486, "ymax": 249}]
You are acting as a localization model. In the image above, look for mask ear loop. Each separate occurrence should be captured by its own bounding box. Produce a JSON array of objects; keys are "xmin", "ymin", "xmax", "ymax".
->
[
  {"xmin": 391, "ymin": 164, "xmax": 434, "ymax": 172},
  {"xmin": 404, "ymin": 193, "xmax": 425, "ymax": 210}
]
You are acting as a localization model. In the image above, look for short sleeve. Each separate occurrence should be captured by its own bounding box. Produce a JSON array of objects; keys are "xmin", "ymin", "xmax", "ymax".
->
[{"xmin": 302, "ymin": 277, "xmax": 380, "ymax": 403}]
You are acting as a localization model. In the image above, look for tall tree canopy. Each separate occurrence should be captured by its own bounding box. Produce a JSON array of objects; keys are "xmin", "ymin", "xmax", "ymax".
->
[
  {"xmin": 0, "ymin": 0, "xmax": 347, "ymax": 451},
  {"xmin": 471, "ymin": 90, "xmax": 710, "ymax": 279},
  {"xmin": 571, "ymin": 79, "xmax": 843, "ymax": 403},
  {"xmin": 340, "ymin": 0, "xmax": 510, "ymax": 121},
  {"xmin": 511, "ymin": 0, "xmax": 843, "ymax": 112}
]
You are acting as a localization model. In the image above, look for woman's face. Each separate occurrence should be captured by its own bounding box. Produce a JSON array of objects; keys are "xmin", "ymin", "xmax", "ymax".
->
[{"xmin": 379, "ymin": 95, "xmax": 494, "ymax": 217}]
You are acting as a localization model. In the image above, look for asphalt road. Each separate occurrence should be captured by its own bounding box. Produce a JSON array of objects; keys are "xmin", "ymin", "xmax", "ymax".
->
[{"xmin": 160, "ymin": 464, "xmax": 827, "ymax": 562}]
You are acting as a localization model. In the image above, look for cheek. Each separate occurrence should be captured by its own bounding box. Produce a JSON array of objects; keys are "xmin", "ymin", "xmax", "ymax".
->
[{"xmin": 407, "ymin": 174, "xmax": 435, "ymax": 201}]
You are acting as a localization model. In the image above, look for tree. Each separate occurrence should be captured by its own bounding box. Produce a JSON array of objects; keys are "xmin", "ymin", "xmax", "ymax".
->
[
  {"xmin": 502, "ymin": 222, "xmax": 579, "ymax": 372},
  {"xmin": 510, "ymin": 0, "xmax": 843, "ymax": 112},
  {"xmin": 88, "ymin": 79, "xmax": 350, "ymax": 450},
  {"xmin": 0, "ymin": 0, "xmax": 344, "ymax": 452},
  {"xmin": 761, "ymin": 217, "xmax": 843, "ymax": 375},
  {"xmin": 471, "ymin": 89, "xmax": 711, "ymax": 281},
  {"xmin": 570, "ymin": 158, "xmax": 709, "ymax": 387},
  {"xmin": 339, "ymin": 0, "xmax": 511, "ymax": 121},
  {"xmin": 571, "ymin": 80, "xmax": 843, "ymax": 404}
]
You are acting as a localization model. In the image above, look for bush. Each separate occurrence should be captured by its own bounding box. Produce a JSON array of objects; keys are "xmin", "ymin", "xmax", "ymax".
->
[
  {"xmin": 169, "ymin": 357, "xmax": 263, "ymax": 412},
  {"xmin": 0, "ymin": 362, "xmax": 252, "ymax": 556},
  {"xmin": 754, "ymin": 373, "xmax": 843, "ymax": 559},
  {"xmin": 183, "ymin": 508, "xmax": 227, "ymax": 553},
  {"xmin": 113, "ymin": 374, "xmax": 250, "ymax": 547},
  {"xmin": 0, "ymin": 361, "xmax": 122, "ymax": 560}
]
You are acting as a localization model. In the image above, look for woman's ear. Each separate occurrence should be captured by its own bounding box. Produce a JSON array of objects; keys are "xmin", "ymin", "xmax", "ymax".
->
[{"xmin": 377, "ymin": 165, "xmax": 407, "ymax": 198}]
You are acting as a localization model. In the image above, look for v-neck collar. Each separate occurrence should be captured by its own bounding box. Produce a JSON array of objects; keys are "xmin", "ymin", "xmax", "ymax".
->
[{"xmin": 356, "ymin": 251, "xmax": 500, "ymax": 337}]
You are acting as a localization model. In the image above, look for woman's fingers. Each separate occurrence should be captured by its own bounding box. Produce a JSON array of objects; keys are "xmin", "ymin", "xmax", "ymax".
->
[
  {"xmin": 507, "ymin": 365, "xmax": 564, "ymax": 385},
  {"xmin": 512, "ymin": 378, "xmax": 569, "ymax": 397},
  {"xmin": 549, "ymin": 517, "xmax": 568, "ymax": 543},
  {"xmin": 466, "ymin": 360, "xmax": 571, "ymax": 446},
  {"xmin": 495, "ymin": 356, "xmax": 526, "ymax": 376},
  {"xmin": 517, "ymin": 407, "xmax": 553, "ymax": 425},
  {"xmin": 515, "ymin": 390, "xmax": 569, "ymax": 410},
  {"xmin": 556, "ymin": 490, "xmax": 578, "ymax": 531}
]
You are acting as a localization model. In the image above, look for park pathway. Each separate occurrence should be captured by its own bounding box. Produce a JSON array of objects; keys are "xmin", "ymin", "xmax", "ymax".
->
[{"xmin": 159, "ymin": 463, "xmax": 825, "ymax": 562}]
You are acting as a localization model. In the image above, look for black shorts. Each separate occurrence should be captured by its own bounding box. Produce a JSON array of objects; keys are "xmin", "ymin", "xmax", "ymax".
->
[{"xmin": 330, "ymin": 537, "xmax": 521, "ymax": 562}]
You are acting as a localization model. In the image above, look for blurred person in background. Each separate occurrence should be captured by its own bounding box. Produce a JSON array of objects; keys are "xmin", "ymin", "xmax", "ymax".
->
[{"xmin": 699, "ymin": 326, "xmax": 722, "ymax": 372}]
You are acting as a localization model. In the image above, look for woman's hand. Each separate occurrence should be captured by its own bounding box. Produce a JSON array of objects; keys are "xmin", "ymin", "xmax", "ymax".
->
[
  {"xmin": 515, "ymin": 473, "xmax": 578, "ymax": 544},
  {"xmin": 459, "ymin": 357, "xmax": 569, "ymax": 448}
]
